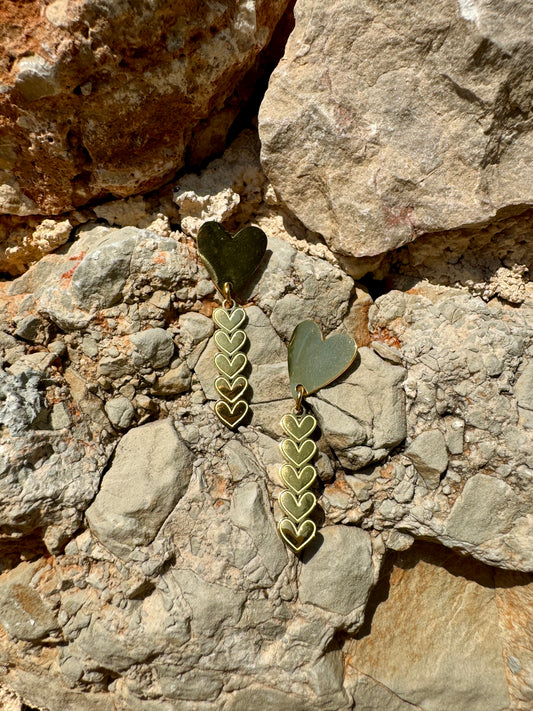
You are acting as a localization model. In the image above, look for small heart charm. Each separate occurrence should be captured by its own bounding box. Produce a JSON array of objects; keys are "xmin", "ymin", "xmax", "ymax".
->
[
  {"xmin": 280, "ymin": 439, "xmax": 317, "ymax": 468},
  {"xmin": 214, "ymin": 399, "xmax": 248, "ymax": 429},
  {"xmin": 213, "ymin": 307, "xmax": 246, "ymax": 334},
  {"xmin": 197, "ymin": 222, "xmax": 268, "ymax": 294},
  {"xmin": 215, "ymin": 352, "xmax": 247, "ymax": 379},
  {"xmin": 279, "ymin": 490, "xmax": 316, "ymax": 523},
  {"xmin": 214, "ymin": 376, "xmax": 248, "ymax": 404},
  {"xmin": 214, "ymin": 329, "xmax": 247, "ymax": 356},
  {"xmin": 278, "ymin": 518, "xmax": 317, "ymax": 553},
  {"xmin": 280, "ymin": 464, "xmax": 316, "ymax": 495},
  {"xmin": 281, "ymin": 413, "xmax": 317, "ymax": 442},
  {"xmin": 288, "ymin": 320, "xmax": 357, "ymax": 397}
]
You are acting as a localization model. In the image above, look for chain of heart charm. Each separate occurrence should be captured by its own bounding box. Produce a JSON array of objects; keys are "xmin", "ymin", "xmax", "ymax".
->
[
  {"xmin": 277, "ymin": 412, "xmax": 318, "ymax": 552},
  {"xmin": 212, "ymin": 304, "xmax": 249, "ymax": 429}
]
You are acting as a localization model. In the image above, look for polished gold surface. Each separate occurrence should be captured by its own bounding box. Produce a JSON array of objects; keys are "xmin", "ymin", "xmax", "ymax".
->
[
  {"xmin": 278, "ymin": 518, "xmax": 317, "ymax": 553},
  {"xmin": 214, "ymin": 399, "xmax": 249, "ymax": 429},
  {"xmin": 214, "ymin": 375, "xmax": 248, "ymax": 404},
  {"xmin": 280, "ymin": 413, "xmax": 317, "ymax": 442},
  {"xmin": 279, "ymin": 490, "xmax": 316, "ymax": 523},
  {"xmin": 279, "ymin": 464, "xmax": 316, "ymax": 495},
  {"xmin": 214, "ymin": 329, "xmax": 247, "ymax": 356},
  {"xmin": 212, "ymin": 306, "xmax": 246, "ymax": 333},
  {"xmin": 287, "ymin": 319, "xmax": 357, "ymax": 398},
  {"xmin": 197, "ymin": 221, "xmax": 267, "ymax": 296},
  {"xmin": 280, "ymin": 438, "xmax": 317, "ymax": 468}
]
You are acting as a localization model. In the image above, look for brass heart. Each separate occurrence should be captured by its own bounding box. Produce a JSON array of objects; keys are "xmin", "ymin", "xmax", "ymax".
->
[
  {"xmin": 278, "ymin": 518, "xmax": 317, "ymax": 553},
  {"xmin": 213, "ymin": 307, "xmax": 246, "ymax": 334},
  {"xmin": 214, "ymin": 329, "xmax": 247, "ymax": 356},
  {"xmin": 280, "ymin": 464, "xmax": 316, "ymax": 495},
  {"xmin": 215, "ymin": 352, "xmax": 247, "ymax": 379},
  {"xmin": 280, "ymin": 439, "xmax": 317, "ymax": 468},
  {"xmin": 197, "ymin": 222, "xmax": 267, "ymax": 294},
  {"xmin": 288, "ymin": 320, "xmax": 357, "ymax": 398},
  {"xmin": 280, "ymin": 413, "xmax": 317, "ymax": 442},
  {"xmin": 279, "ymin": 490, "xmax": 316, "ymax": 523},
  {"xmin": 214, "ymin": 376, "xmax": 248, "ymax": 404},
  {"xmin": 214, "ymin": 399, "xmax": 248, "ymax": 429}
]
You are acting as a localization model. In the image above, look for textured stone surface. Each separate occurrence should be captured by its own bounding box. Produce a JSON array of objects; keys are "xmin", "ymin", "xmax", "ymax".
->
[
  {"xmin": 0, "ymin": 0, "xmax": 290, "ymax": 215},
  {"xmin": 86, "ymin": 419, "xmax": 193, "ymax": 558},
  {"xmin": 259, "ymin": 0, "xmax": 533, "ymax": 258}
]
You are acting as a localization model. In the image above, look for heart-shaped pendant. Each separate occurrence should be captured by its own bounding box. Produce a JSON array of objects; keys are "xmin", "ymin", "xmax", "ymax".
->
[
  {"xmin": 214, "ymin": 329, "xmax": 247, "ymax": 356},
  {"xmin": 278, "ymin": 518, "xmax": 317, "ymax": 552},
  {"xmin": 280, "ymin": 413, "xmax": 317, "ymax": 442},
  {"xmin": 279, "ymin": 490, "xmax": 316, "ymax": 523},
  {"xmin": 214, "ymin": 399, "xmax": 248, "ymax": 429},
  {"xmin": 279, "ymin": 464, "xmax": 317, "ymax": 495},
  {"xmin": 213, "ymin": 307, "xmax": 246, "ymax": 334},
  {"xmin": 215, "ymin": 352, "xmax": 247, "ymax": 379},
  {"xmin": 288, "ymin": 320, "xmax": 357, "ymax": 398},
  {"xmin": 197, "ymin": 222, "xmax": 267, "ymax": 295},
  {"xmin": 280, "ymin": 439, "xmax": 317, "ymax": 468},
  {"xmin": 214, "ymin": 375, "xmax": 248, "ymax": 404}
]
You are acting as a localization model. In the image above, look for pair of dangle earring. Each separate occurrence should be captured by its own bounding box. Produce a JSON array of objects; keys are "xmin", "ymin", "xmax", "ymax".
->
[{"xmin": 197, "ymin": 222, "xmax": 358, "ymax": 553}]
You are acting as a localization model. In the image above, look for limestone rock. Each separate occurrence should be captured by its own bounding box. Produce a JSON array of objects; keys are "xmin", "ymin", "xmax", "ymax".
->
[
  {"xmin": 259, "ymin": 0, "xmax": 533, "ymax": 258},
  {"xmin": 405, "ymin": 429, "xmax": 448, "ymax": 488},
  {"xmin": 0, "ymin": 0, "xmax": 290, "ymax": 215},
  {"xmin": 86, "ymin": 419, "xmax": 194, "ymax": 559},
  {"xmin": 346, "ymin": 544, "xmax": 511, "ymax": 711},
  {"xmin": 299, "ymin": 525, "xmax": 375, "ymax": 620}
]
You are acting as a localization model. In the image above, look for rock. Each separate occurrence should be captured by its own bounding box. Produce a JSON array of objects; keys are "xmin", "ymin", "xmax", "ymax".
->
[
  {"xmin": 50, "ymin": 402, "xmax": 72, "ymax": 430},
  {"xmin": 226, "ymin": 687, "xmax": 313, "ymax": 711},
  {"xmin": 259, "ymin": 0, "xmax": 533, "ymax": 259},
  {"xmin": 405, "ymin": 430, "xmax": 448, "ymax": 488},
  {"xmin": 347, "ymin": 544, "xmax": 511, "ymax": 711},
  {"xmin": 515, "ymin": 362, "xmax": 533, "ymax": 411},
  {"xmin": 0, "ymin": 217, "xmax": 72, "ymax": 276},
  {"xmin": 0, "ymin": 1, "xmax": 290, "ymax": 215},
  {"xmin": 171, "ymin": 568, "xmax": 246, "ymax": 637},
  {"xmin": 152, "ymin": 362, "xmax": 192, "ymax": 396},
  {"xmin": 230, "ymin": 481, "xmax": 288, "ymax": 579},
  {"xmin": 0, "ymin": 370, "xmax": 42, "ymax": 436},
  {"xmin": 130, "ymin": 328, "xmax": 174, "ymax": 369},
  {"xmin": 0, "ymin": 562, "xmax": 59, "ymax": 641},
  {"xmin": 299, "ymin": 525, "xmax": 375, "ymax": 618},
  {"xmin": 104, "ymin": 397, "xmax": 135, "ymax": 430},
  {"xmin": 309, "ymin": 347, "xmax": 406, "ymax": 470},
  {"xmin": 86, "ymin": 419, "xmax": 193, "ymax": 558}
]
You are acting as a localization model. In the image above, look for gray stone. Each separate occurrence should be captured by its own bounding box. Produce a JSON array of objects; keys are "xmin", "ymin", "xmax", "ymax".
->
[
  {"xmin": 0, "ymin": 370, "xmax": 42, "ymax": 436},
  {"xmin": 223, "ymin": 440, "xmax": 261, "ymax": 482},
  {"xmin": 130, "ymin": 328, "xmax": 174, "ymax": 369},
  {"xmin": 259, "ymin": 0, "xmax": 533, "ymax": 259},
  {"xmin": 299, "ymin": 525, "xmax": 374, "ymax": 616},
  {"xmin": 86, "ymin": 418, "xmax": 193, "ymax": 558},
  {"xmin": 152, "ymin": 362, "xmax": 192, "ymax": 396},
  {"xmin": 249, "ymin": 362, "xmax": 290, "ymax": 403},
  {"xmin": 7, "ymin": 351, "xmax": 56, "ymax": 377},
  {"xmin": 70, "ymin": 227, "xmax": 137, "ymax": 309},
  {"xmin": 446, "ymin": 474, "xmax": 521, "ymax": 547},
  {"xmin": 405, "ymin": 430, "xmax": 448, "ymax": 489},
  {"xmin": 515, "ymin": 362, "xmax": 533, "ymax": 411},
  {"xmin": 50, "ymin": 402, "xmax": 72, "ymax": 430},
  {"xmin": 157, "ymin": 667, "xmax": 222, "ymax": 701},
  {"xmin": 0, "ymin": 562, "xmax": 59, "ymax": 641},
  {"xmin": 171, "ymin": 569, "xmax": 246, "ymax": 637},
  {"xmin": 226, "ymin": 687, "xmax": 313, "ymax": 711},
  {"xmin": 104, "ymin": 397, "xmax": 135, "ymax": 429},
  {"xmin": 179, "ymin": 311, "xmax": 214, "ymax": 344},
  {"xmin": 230, "ymin": 481, "xmax": 288, "ymax": 578},
  {"xmin": 14, "ymin": 315, "xmax": 42, "ymax": 342}
]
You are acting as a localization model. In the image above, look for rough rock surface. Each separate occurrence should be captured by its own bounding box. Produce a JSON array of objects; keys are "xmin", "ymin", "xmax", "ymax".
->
[
  {"xmin": 0, "ymin": 23, "xmax": 532, "ymax": 706},
  {"xmin": 259, "ymin": 0, "xmax": 533, "ymax": 258},
  {"xmin": 0, "ymin": 0, "xmax": 290, "ymax": 215}
]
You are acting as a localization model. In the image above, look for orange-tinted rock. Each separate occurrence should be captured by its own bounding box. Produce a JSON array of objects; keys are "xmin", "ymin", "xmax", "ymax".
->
[{"xmin": 0, "ymin": 0, "xmax": 290, "ymax": 216}]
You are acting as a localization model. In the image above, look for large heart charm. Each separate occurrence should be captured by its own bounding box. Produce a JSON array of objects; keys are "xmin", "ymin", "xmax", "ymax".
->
[
  {"xmin": 214, "ymin": 376, "xmax": 248, "ymax": 404},
  {"xmin": 288, "ymin": 320, "xmax": 357, "ymax": 398},
  {"xmin": 214, "ymin": 400, "xmax": 248, "ymax": 429},
  {"xmin": 278, "ymin": 518, "xmax": 317, "ymax": 553},
  {"xmin": 279, "ymin": 490, "xmax": 316, "ymax": 523},
  {"xmin": 214, "ymin": 329, "xmax": 247, "ymax": 356},
  {"xmin": 281, "ymin": 413, "xmax": 317, "ymax": 442},
  {"xmin": 280, "ymin": 464, "xmax": 316, "ymax": 495},
  {"xmin": 214, "ymin": 352, "xmax": 247, "ymax": 379},
  {"xmin": 197, "ymin": 222, "xmax": 267, "ymax": 294},
  {"xmin": 280, "ymin": 439, "xmax": 317, "ymax": 468},
  {"xmin": 213, "ymin": 307, "xmax": 246, "ymax": 333}
]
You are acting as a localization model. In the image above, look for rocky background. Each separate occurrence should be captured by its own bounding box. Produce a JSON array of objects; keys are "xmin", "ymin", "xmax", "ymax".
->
[{"xmin": 0, "ymin": 1, "xmax": 532, "ymax": 710}]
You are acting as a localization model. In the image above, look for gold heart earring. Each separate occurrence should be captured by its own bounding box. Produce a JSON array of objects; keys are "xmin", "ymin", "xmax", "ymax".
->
[
  {"xmin": 197, "ymin": 221, "xmax": 267, "ymax": 429},
  {"xmin": 278, "ymin": 320, "xmax": 358, "ymax": 552}
]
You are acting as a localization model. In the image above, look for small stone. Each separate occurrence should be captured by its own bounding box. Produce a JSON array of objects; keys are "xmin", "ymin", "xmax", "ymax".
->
[
  {"xmin": 130, "ymin": 328, "xmax": 174, "ymax": 369},
  {"xmin": 50, "ymin": 402, "xmax": 71, "ymax": 430},
  {"xmin": 179, "ymin": 312, "xmax": 214, "ymax": 344},
  {"xmin": 405, "ymin": 430, "xmax": 448, "ymax": 489},
  {"xmin": 152, "ymin": 362, "xmax": 192, "ymax": 396},
  {"xmin": 14, "ymin": 315, "xmax": 42, "ymax": 343},
  {"xmin": 299, "ymin": 525, "xmax": 374, "ymax": 617},
  {"xmin": 82, "ymin": 336, "xmax": 99, "ymax": 359},
  {"xmin": 104, "ymin": 397, "xmax": 135, "ymax": 429}
]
